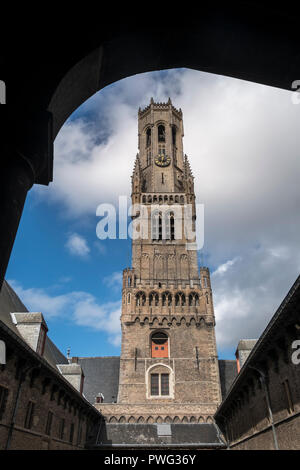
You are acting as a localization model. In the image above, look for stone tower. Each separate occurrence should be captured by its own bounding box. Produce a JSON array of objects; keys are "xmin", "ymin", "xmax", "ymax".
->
[{"xmin": 97, "ymin": 99, "xmax": 222, "ymax": 423}]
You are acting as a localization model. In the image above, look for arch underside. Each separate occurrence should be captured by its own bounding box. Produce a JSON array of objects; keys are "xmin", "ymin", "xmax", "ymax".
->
[{"xmin": 44, "ymin": 5, "xmax": 300, "ymax": 140}]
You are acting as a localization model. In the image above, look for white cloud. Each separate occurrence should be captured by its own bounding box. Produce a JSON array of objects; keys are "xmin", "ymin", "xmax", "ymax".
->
[
  {"xmin": 65, "ymin": 233, "xmax": 90, "ymax": 257},
  {"xmin": 212, "ymin": 257, "xmax": 241, "ymax": 276},
  {"xmin": 8, "ymin": 280, "xmax": 121, "ymax": 347},
  {"xmin": 103, "ymin": 271, "xmax": 123, "ymax": 291},
  {"xmin": 211, "ymin": 245, "xmax": 300, "ymax": 350}
]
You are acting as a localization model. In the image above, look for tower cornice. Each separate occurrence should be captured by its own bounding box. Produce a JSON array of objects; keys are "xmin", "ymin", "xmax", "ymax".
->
[{"xmin": 138, "ymin": 98, "xmax": 182, "ymax": 119}]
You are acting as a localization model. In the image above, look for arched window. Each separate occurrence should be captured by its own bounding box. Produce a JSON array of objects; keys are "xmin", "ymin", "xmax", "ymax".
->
[
  {"xmin": 147, "ymin": 363, "xmax": 173, "ymax": 398},
  {"xmin": 170, "ymin": 212, "xmax": 175, "ymax": 240},
  {"xmin": 136, "ymin": 292, "xmax": 146, "ymax": 306},
  {"xmin": 162, "ymin": 211, "xmax": 175, "ymax": 241},
  {"xmin": 149, "ymin": 292, "xmax": 159, "ymax": 306},
  {"xmin": 162, "ymin": 292, "xmax": 172, "ymax": 307},
  {"xmin": 151, "ymin": 211, "xmax": 162, "ymax": 240},
  {"xmin": 158, "ymin": 125, "xmax": 165, "ymax": 143},
  {"xmin": 189, "ymin": 292, "xmax": 199, "ymax": 306},
  {"xmin": 151, "ymin": 332, "xmax": 168, "ymax": 358},
  {"xmin": 175, "ymin": 292, "xmax": 185, "ymax": 306},
  {"xmin": 172, "ymin": 125, "xmax": 176, "ymax": 145},
  {"xmin": 146, "ymin": 127, "xmax": 151, "ymax": 147}
]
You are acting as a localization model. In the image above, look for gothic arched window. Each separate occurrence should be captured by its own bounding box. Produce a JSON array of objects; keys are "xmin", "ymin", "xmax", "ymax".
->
[
  {"xmin": 158, "ymin": 125, "xmax": 165, "ymax": 143},
  {"xmin": 149, "ymin": 292, "xmax": 159, "ymax": 306},
  {"xmin": 146, "ymin": 127, "xmax": 151, "ymax": 147},
  {"xmin": 162, "ymin": 292, "xmax": 172, "ymax": 307},
  {"xmin": 136, "ymin": 292, "xmax": 146, "ymax": 306},
  {"xmin": 189, "ymin": 292, "xmax": 199, "ymax": 306},
  {"xmin": 175, "ymin": 292, "xmax": 185, "ymax": 306},
  {"xmin": 151, "ymin": 211, "xmax": 162, "ymax": 241},
  {"xmin": 172, "ymin": 125, "xmax": 176, "ymax": 145}
]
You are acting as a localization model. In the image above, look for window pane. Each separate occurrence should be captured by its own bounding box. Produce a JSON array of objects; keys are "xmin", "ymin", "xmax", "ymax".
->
[
  {"xmin": 151, "ymin": 374, "xmax": 159, "ymax": 395},
  {"xmin": 161, "ymin": 374, "xmax": 169, "ymax": 395}
]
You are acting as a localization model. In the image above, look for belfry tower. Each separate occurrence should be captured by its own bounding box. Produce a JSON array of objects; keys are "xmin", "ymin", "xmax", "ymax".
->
[{"xmin": 97, "ymin": 99, "xmax": 222, "ymax": 424}]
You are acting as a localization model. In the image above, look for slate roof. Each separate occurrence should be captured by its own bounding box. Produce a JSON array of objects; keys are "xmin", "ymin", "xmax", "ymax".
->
[
  {"xmin": 218, "ymin": 360, "xmax": 238, "ymax": 400},
  {"xmin": 78, "ymin": 356, "xmax": 120, "ymax": 404},
  {"xmin": 95, "ymin": 423, "xmax": 226, "ymax": 448},
  {"xmin": 236, "ymin": 339, "xmax": 257, "ymax": 351},
  {"xmin": 0, "ymin": 280, "xmax": 28, "ymax": 333},
  {"xmin": 0, "ymin": 280, "xmax": 68, "ymax": 369}
]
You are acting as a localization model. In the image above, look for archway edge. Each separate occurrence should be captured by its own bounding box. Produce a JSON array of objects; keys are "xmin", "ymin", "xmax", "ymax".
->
[{"xmin": 46, "ymin": 9, "xmax": 300, "ymax": 139}]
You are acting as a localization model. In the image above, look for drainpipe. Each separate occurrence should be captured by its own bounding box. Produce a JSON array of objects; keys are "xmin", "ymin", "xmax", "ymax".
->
[
  {"xmin": 249, "ymin": 365, "xmax": 279, "ymax": 450},
  {"xmin": 5, "ymin": 363, "xmax": 36, "ymax": 450}
]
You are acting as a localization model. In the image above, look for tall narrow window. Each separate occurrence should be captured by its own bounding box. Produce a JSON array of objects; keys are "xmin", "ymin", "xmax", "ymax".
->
[
  {"xmin": 151, "ymin": 374, "xmax": 159, "ymax": 396},
  {"xmin": 45, "ymin": 411, "xmax": 53, "ymax": 435},
  {"xmin": 170, "ymin": 213, "xmax": 175, "ymax": 240},
  {"xmin": 158, "ymin": 125, "xmax": 165, "ymax": 142},
  {"xmin": 77, "ymin": 418, "xmax": 82, "ymax": 445},
  {"xmin": 24, "ymin": 401, "xmax": 35, "ymax": 429},
  {"xmin": 162, "ymin": 292, "xmax": 171, "ymax": 306},
  {"xmin": 59, "ymin": 418, "xmax": 65, "ymax": 440},
  {"xmin": 0, "ymin": 386, "xmax": 9, "ymax": 421},
  {"xmin": 151, "ymin": 212, "xmax": 159, "ymax": 240},
  {"xmin": 161, "ymin": 374, "xmax": 169, "ymax": 396},
  {"xmin": 70, "ymin": 423, "xmax": 74, "ymax": 443},
  {"xmin": 161, "ymin": 211, "xmax": 174, "ymax": 240},
  {"xmin": 172, "ymin": 125, "xmax": 176, "ymax": 145},
  {"xmin": 146, "ymin": 127, "xmax": 151, "ymax": 147}
]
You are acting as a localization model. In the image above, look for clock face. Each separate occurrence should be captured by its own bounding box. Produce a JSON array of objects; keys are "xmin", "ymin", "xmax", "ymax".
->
[{"xmin": 155, "ymin": 154, "xmax": 171, "ymax": 167}]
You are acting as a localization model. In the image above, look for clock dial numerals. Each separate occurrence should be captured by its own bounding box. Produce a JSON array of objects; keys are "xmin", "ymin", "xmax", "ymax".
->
[{"xmin": 155, "ymin": 154, "xmax": 171, "ymax": 167}]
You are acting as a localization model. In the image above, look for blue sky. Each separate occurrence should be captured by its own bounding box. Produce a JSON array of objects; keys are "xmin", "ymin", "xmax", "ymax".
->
[{"xmin": 6, "ymin": 68, "xmax": 300, "ymax": 360}]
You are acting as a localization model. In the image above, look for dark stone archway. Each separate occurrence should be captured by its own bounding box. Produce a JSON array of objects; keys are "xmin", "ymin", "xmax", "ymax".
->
[{"xmin": 1, "ymin": 2, "xmax": 300, "ymax": 285}]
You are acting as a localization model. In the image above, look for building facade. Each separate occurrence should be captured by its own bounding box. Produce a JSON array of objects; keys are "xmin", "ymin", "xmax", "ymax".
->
[
  {"xmin": 95, "ymin": 99, "xmax": 222, "ymax": 424},
  {"xmin": 0, "ymin": 281, "xmax": 102, "ymax": 450}
]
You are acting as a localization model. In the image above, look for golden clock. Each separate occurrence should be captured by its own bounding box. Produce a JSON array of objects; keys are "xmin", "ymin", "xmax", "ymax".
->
[{"xmin": 155, "ymin": 154, "xmax": 171, "ymax": 167}]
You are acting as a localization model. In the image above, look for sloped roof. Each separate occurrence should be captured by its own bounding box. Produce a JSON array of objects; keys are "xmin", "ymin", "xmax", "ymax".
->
[
  {"xmin": 0, "ymin": 280, "xmax": 68, "ymax": 368},
  {"xmin": 0, "ymin": 280, "xmax": 28, "ymax": 333},
  {"xmin": 78, "ymin": 356, "xmax": 120, "ymax": 404}
]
